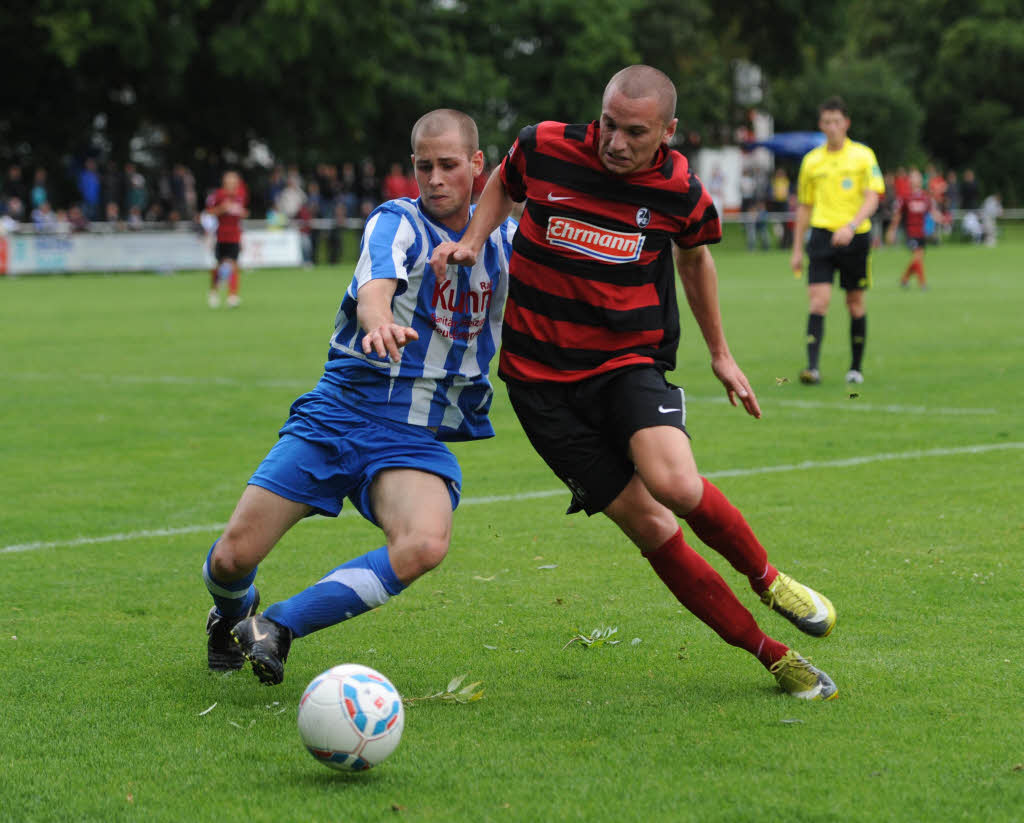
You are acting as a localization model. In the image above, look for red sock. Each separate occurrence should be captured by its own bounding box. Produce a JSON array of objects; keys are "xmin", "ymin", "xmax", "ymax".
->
[
  {"xmin": 228, "ymin": 267, "xmax": 240, "ymax": 296},
  {"xmin": 683, "ymin": 478, "xmax": 777, "ymax": 594},
  {"xmin": 645, "ymin": 529, "xmax": 788, "ymax": 669},
  {"xmin": 210, "ymin": 268, "xmax": 218, "ymax": 289}
]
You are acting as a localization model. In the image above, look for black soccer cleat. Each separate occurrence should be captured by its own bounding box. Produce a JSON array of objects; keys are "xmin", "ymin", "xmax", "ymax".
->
[
  {"xmin": 230, "ymin": 614, "xmax": 293, "ymax": 685},
  {"xmin": 206, "ymin": 588, "xmax": 260, "ymax": 671}
]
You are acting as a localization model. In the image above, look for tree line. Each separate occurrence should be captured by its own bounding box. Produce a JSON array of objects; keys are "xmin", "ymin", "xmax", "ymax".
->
[{"xmin": 3, "ymin": 0, "xmax": 1022, "ymax": 203}]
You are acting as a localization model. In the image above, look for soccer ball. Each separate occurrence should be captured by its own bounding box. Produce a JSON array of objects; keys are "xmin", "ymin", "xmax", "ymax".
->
[{"xmin": 297, "ymin": 664, "xmax": 405, "ymax": 771}]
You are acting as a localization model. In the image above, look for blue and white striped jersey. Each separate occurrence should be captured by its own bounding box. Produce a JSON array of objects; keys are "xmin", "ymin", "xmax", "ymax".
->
[{"xmin": 321, "ymin": 197, "xmax": 516, "ymax": 441}]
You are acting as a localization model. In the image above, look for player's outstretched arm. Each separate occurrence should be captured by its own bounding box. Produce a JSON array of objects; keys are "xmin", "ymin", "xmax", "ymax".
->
[
  {"xmin": 429, "ymin": 166, "xmax": 515, "ymax": 278},
  {"xmin": 674, "ymin": 244, "xmax": 761, "ymax": 419},
  {"xmin": 358, "ymin": 278, "xmax": 419, "ymax": 363}
]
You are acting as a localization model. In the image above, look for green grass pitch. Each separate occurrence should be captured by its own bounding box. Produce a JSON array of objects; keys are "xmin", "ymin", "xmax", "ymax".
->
[{"xmin": 1, "ymin": 228, "xmax": 1022, "ymax": 822}]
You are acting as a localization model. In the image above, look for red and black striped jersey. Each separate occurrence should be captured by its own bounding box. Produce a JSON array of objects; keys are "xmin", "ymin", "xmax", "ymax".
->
[{"xmin": 497, "ymin": 120, "xmax": 721, "ymax": 384}]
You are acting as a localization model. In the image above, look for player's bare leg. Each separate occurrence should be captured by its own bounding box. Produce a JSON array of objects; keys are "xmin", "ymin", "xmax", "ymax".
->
[
  {"xmin": 630, "ymin": 426, "xmax": 836, "ymax": 635},
  {"xmin": 230, "ymin": 470, "xmax": 453, "ymax": 685},
  {"xmin": 371, "ymin": 468, "xmax": 454, "ymax": 584},
  {"xmin": 604, "ymin": 468, "xmax": 836, "ymax": 698},
  {"xmin": 204, "ymin": 486, "xmax": 312, "ymax": 671}
]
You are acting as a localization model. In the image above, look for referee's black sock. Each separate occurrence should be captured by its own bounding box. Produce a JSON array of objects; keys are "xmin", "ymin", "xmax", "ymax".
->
[
  {"xmin": 806, "ymin": 313, "xmax": 825, "ymax": 370},
  {"xmin": 850, "ymin": 315, "xmax": 867, "ymax": 372}
]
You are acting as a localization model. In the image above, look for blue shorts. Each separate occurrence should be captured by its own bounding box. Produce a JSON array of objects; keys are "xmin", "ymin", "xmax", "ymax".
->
[{"xmin": 249, "ymin": 389, "xmax": 462, "ymax": 526}]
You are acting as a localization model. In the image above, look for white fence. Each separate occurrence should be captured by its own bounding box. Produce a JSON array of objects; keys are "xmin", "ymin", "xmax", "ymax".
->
[
  {"xmin": 0, "ymin": 227, "xmax": 303, "ymax": 275},
  {"xmin": 2, "ymin": 208, "xmax": 1020, "ymax": 276}
]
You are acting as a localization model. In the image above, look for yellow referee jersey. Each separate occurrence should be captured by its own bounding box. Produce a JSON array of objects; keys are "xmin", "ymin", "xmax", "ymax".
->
[{"xmin": 796, "ymin": 138, "xmax": 885, "ymax": 232}]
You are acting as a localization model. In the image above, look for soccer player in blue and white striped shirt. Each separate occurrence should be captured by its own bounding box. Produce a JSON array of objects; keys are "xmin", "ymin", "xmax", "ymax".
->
[{"xmin": 202, "ymin": 110, "xmax": 516, "ymax": 684}]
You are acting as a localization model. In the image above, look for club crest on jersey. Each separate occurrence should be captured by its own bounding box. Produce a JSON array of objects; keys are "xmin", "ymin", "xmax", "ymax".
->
[
  {"xmin": 636, "ymin": 207, "xmax": 651, "ymax": 228},
  {"xmin": 546, "ymin": 216, "xmax": 644, "ymax": 263}
]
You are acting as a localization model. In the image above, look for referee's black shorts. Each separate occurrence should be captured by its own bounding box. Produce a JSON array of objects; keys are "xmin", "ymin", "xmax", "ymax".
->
[
  {"xmin": 505, "ymin": 366, "xmax": 689, "ymax": 516},
  {"xmin": 806, "ymin": 227, "xmax": 871, "ymax": 291}
]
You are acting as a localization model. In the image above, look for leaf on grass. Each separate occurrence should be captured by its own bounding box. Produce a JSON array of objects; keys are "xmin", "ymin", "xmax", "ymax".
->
[
  {"xmin": 780, "ymin": 718, "xmax": 803, "ymax": 724},
  {"xmin": 775, "ymin": 377, "xmax": 790, "ymax": 385},
  {"xmin": 537, "ymin": 564, "xmax": 558, "ymax": 570},
  {"xmin": 562, "ymin": 625, "xmax": 619, "ymax": 650},
  {"xmin": 630, "ymin": 638, "xmax": 642, "ymax": 646},
  {"xmin": 483, "ymin": 644, "xmax": 498, "ymax": 650},
  {"xmin": 403, "ymin": 673, "xmax": 485, "ymax": 706},
  {"xmin": 198, "ymin": 702, "xmax": 217, "ymax": 716},
  {"xmin": 473, "ymin": 575, "xmax": 496, "ymax": 581}
]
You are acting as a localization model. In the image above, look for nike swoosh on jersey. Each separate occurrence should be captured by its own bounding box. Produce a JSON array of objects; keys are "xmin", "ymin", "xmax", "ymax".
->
[
  {"xmin": 547, "ymin": 193, "xmax": 575, "ymax": 201},
  {"xmin": 658, "ymin": 406, "xmax": 681, "ymax": 413}
]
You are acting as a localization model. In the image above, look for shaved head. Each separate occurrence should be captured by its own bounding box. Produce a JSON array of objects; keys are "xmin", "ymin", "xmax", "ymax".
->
[
  {"xmin": 604, "ymin": 65, "xmax": 677, "ymax": 125},
  {"xmin": 410, "ymin": 109, "xmax": 479, "ymax": 157}
]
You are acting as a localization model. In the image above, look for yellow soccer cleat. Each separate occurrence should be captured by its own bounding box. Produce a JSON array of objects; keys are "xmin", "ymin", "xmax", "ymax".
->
[
  {"xmin": 761, "ymin": 571, "xmax": 837, "ymax": 637},
  {"xmin": 770, "ymin": 650, "xmax": 838, "ymax": 700}
]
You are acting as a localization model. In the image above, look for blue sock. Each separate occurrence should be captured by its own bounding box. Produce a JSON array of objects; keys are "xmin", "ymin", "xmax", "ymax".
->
[
  {"xmin": 264, "ymin": 546, "xmax": 405, "ymax": 638},
  {"xmin": 202, "ymin": 541, "xmax": 257, "ymax": 618}
]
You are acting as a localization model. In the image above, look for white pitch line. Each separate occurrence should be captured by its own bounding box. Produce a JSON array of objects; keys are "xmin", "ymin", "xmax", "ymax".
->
[
  {"xmin": 5, "ymin": 373, "xmax": 1001, "ymax": 415},
  {"xmin": 2, "ymin": 441, "xmax": 1021, "ymax": 555},
  {"xmin": 693, "ymin": 395, "xmax": 997, "ymax": 416}
]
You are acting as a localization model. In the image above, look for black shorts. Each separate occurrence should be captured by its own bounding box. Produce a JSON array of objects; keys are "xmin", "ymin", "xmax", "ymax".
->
[
  {"xmin": 505, "ymin": 366, "xmax": 689, "ymax": 516},
  {"xmin": 806, "ymin": 227, "xmax": 871, "ymax": 291},
  {"xmin": 907, "ymin": 236, "xmax": 926, "ymax": 251},
  {"xmin": 215, "ymin": 242, "xmax": 241, "ymax": 262}
]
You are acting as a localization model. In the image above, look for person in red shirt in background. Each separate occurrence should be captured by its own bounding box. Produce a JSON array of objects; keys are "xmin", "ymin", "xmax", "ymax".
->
[
  {"xmin": 381, "ymin": 162, "xmax": 419, "ymax": 201},
  {"xmin": 892, "ymin": 167, "xmax": 912, "ymax": 203},
  {"xmin": 206, "ymin": 171, "xmax": 249, "ymax": 308},
  {"xmin": 886, "ymin": 168, "xmax": 947, "ymax": 290}
]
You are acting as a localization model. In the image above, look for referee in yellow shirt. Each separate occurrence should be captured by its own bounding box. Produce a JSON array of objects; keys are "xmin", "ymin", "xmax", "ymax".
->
[{"xmin": 791, "ymin": 97, "xmax": 885, "ymax": 385}]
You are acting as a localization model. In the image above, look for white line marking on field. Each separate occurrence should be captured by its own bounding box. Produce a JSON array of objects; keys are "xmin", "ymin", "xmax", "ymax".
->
[
  {"xmin": 693, "ymin": 395, "xmax": 997, "ymax": 416},
  {"xmin": 5, "ymin": 373, "xmax": 1001, "ymax": 415},
  {"xmin": 3, "ymin": 442, "xmax": 1020, "ymax": 555}
]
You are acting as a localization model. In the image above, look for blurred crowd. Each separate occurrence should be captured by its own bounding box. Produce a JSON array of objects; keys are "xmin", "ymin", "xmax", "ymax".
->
[
  {"xmin": 0, "ymin": 156, "xmax": 501, "ymax": 265},
  {"xmin": 1, "ymin": 154, "xmax": 1003, "ymax": 256},
  {"xmin": 738, "ymin": 163, "xmax": 1005, "ymax": 252}
]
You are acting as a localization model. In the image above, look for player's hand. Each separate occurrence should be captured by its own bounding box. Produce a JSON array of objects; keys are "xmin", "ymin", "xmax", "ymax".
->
[
  {"xmin": 362, "ymin": 323, "xmax": 420, "ymax": 363},
  {"xmin": 429, "ymin": 241, "xmax": 478, "ymax": 279},
  {"xmin": 712, "ymin": 355, "xmax": 761, "ymax": 419},
  {"xmin": 789, "ymin": 249, "xmax": 803, "ymax": 278},
  {"xmin": 830, "ymin": 225, "xmax": 855, "ymax": 247}
]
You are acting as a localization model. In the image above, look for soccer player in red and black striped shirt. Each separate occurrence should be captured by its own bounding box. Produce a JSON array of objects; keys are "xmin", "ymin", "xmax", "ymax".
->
[
  {"xmin": 432, "ymin": 66, "xmax": 839, "ymax": 699},
  {"xmin": 886, "ymin": 168, "xmax": 946, "ymax": 290}
]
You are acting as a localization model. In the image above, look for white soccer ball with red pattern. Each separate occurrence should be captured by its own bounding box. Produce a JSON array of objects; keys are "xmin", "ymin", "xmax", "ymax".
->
[{"xmin": 297, "ymin": 663, "xmax": 404, "ymax": 771}]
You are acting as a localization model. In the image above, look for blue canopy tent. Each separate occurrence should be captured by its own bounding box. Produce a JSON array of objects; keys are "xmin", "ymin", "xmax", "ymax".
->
[{"xmin": 745, "ymin": 131, "xmax": 826, "ymax": 158}]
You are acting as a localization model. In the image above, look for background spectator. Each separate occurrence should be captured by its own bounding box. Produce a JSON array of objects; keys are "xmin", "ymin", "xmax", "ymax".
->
[
  {"xmin": 77, "ymin": 159, "xmax": 102, "ymax": 220},
  {"xmin": 30, "ymin": 168, "xmax": 49, "ymax": 210}
]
